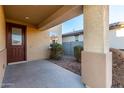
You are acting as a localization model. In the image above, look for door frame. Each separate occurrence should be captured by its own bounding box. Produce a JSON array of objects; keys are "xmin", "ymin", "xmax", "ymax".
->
[{"xmin": 6, "ymin": 22, "xmax": 27, "ymax": 64}]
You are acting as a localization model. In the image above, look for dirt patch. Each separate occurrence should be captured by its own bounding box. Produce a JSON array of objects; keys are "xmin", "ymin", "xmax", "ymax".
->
[
  {"xmin": 110, "ymin": 48, "xmax": 124, "ymax": 88},
  {"xmin": 48, "ymin": 56, "xmax": 81, "ymax": 75},
  {"xmin": 49, "ymin": 49, "xmax": 124, "ymax": 88}
]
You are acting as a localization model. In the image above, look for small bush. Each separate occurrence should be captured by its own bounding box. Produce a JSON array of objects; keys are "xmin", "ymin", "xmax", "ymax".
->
[
  {"xmin": 50, "ymin": 43, "xmax": 64, "ymax": 60},
  {"xmin": 74, "ymin": 46, "xmax": 83, "ymax": 62}
]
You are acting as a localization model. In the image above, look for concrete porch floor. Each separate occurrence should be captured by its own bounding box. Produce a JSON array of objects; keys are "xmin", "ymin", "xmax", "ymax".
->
[{"xmin": 2, "ymin": 60, "xmax": 85, "ymax": 88}]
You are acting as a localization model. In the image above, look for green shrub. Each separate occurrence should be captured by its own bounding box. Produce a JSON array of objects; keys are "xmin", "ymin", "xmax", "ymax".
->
[
  {"xmin": 74, "ymin": 46, "xmax": 83, "ymax": 62},
  {"xmin": 50, "ymin": 43, "xmax": 64, "ymax": 60}
]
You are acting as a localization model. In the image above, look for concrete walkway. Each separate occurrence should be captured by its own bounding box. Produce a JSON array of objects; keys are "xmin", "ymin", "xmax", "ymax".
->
[{"xmin": 2, "ymin": 60, "xmax": 85, "ymax": 88}]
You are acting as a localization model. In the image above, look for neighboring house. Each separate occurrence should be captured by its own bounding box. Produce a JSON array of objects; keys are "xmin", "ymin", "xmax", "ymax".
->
[
  {"xmin": 109, "ymin": 22, "xmax": 124, "ymax": 49},
  {"xmin": 62, "ymin": 30, "xmax": 83, "ymax": 42},
  {"xmin": 62, "ymin": 30, "xmax": 83, "ymax": 55},
  {"xmin": 48, "ymin": 24, "xmax": 62, "ymax": 44},
  {"xmin": 62, "ymin": 22, "xmax": 124, "ymax": 55}
]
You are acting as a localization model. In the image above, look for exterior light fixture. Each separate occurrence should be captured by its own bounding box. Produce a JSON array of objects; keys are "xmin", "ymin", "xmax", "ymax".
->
[{"xmin": 25, "ymin": 16, "xmax": 29, "ymax": 19}]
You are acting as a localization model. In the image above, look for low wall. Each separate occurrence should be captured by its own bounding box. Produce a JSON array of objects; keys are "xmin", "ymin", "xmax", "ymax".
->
[{"xmin": 81, "ymin": 51, "xmax": 112, "ymax": 88}]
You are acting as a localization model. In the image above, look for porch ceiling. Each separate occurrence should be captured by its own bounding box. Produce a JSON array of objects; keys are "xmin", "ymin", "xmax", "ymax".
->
[
  {"xmin": 4, "ymin": 5, "xmax": 63, "ymax": 26},
  {"xmin": 4, "ymin": 5, "xmax": 83, "ymax": 30}
]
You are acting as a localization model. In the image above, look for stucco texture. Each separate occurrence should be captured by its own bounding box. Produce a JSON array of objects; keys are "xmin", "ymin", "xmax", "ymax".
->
[
  {"xmin": 0, "ymin": 6, "xmax": 6, "ymax": 51},
  {"xmin": 27, "ymin": 26, "xmax": 51, "ymax": 61},
  {"xmin": 82, "ymin": 5, "xmax": 112, "ymax": 88},
  {"xmin": 27, "ymin": 24, "xmax": 62, "ymax": 61},
  {"xmin": 83, "ymin": 5, "xmax": 109, "ymax": 53},
  {"xmin": 0, "ymin": 6, "xmax": 7, "ymax": 87}
]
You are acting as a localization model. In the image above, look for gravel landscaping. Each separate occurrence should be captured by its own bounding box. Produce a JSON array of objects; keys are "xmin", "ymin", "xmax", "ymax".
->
[
  {"xmin": 48, "ymin": 56, "xmax": 81, "ymax": 75},
  {"xmin": 49, "ymin": 49, "xmax": 124, "ymax": 88},
  {"xmin": 110, "ymin": 48, "xmax": 124, "ymax": 88}
]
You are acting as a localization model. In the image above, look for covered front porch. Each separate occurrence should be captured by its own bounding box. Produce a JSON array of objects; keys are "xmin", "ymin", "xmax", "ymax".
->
[
  {"xmin": 2, "ymin": 60, "xmax": 84, "ymax": 88},
  {"xmin": 0, "ymin": 5, "xmax": 112, "ymax": 88}
]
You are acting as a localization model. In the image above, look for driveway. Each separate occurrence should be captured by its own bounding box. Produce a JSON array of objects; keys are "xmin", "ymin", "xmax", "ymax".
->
[{"xmin": 2, "ymin": 60, "xmax": 85, "ymax": 88}]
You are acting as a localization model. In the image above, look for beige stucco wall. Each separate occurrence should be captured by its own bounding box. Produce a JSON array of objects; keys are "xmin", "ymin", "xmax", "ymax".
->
[
  {"xmin": 0, "ymin": 6, "xmax": 7, "ymax": 87},
  {"xmin": 83, "ymin": 5, "xmax": 109, "ymax": 54},
  {"xmin": 81, "ymin": 51, "xmax": 112, "ymax": 88},
  {"xmin": 0, "ymin": 6, "xmax": 6, "ymax": 51},
  {"xmin": 109, "ymin": 28, "xmax": 124, "ymax": 49},
  {"xmin": 27, "ymin": 24, "xmax": 62, "ymax": 61},
  {"xmin": 27, "ymin": 26, "xmax": 50, "ymax": 61},
  {"xmin": 82, "ymin": 5, "xmax": 112, "ymax": 88}
]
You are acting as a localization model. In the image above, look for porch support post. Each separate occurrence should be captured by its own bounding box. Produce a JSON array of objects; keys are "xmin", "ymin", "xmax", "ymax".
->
[{"xmin": 82, "ymin": 5, "xmax": 112, "ymax": 88}]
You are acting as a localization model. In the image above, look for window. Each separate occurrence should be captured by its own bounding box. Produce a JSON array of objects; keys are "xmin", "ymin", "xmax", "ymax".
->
[{"xmin": 12, "ymin": 27, "xmax": 22, "ymax": 45}]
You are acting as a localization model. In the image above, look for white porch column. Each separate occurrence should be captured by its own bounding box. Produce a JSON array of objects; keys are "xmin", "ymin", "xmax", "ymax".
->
[{"xmin": 82, "ymin": 5, "xmax": 112, "ymax": 88}]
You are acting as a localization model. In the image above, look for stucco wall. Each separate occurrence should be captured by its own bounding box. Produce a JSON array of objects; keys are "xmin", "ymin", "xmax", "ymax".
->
[
  {"xmin": 0, "ymin": 6, "xmax": 7, "ymax": 87},
  {"xmin": 109, "ymin": 28, "xmax": 124, "ymax": 49},
  {"xmin": 27, "ymin": 24, "xmax": 62, "ymax": 61},
  {"xmin": 0, "ymin": 6, "xmax": 6, "ymax": 51},
  {"xmin": 27, "ymin": 26, "xmax": 50, "ymax": 61}
]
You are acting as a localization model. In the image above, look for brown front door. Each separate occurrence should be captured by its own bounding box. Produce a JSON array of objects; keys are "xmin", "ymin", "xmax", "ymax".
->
[{"xmin": 6, "ymin": 23, "xmax": 26, "ymax": 63}]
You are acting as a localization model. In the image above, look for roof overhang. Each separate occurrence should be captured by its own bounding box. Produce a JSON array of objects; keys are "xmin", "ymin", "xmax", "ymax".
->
[{"xmin": 4, "ymin": 5, "xmax": 83, "ymax": 30}]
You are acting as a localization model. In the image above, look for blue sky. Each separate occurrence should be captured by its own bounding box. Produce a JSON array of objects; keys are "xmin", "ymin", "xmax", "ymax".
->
[
  {"xmin": 62, "ymin": 14, "xmax": 83, "ymax": 34},
  {"xmin": 62, "ymin": 5, "xmax": 124, "ymax": 34}
]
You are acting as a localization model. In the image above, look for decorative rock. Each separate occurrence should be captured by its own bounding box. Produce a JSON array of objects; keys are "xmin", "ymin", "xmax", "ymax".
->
[{"xmin": 110, "ymin": 48, "xmax": 124, "ymax": 88}]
